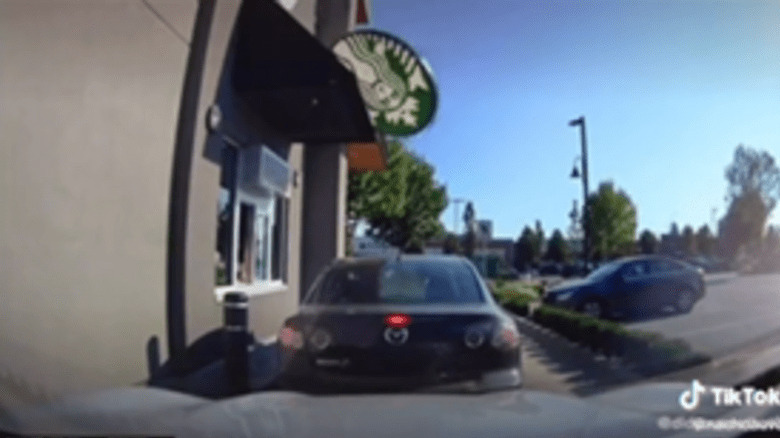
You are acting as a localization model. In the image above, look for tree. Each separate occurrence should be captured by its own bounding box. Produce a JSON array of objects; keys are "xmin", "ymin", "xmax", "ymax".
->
[
  {"xmin": 726, "ymin": 145, "xmax": 780, "ymax": 211},
  {"xmin": 719, "ymin": 145, "xmax": 780, "ymax": 259},
  {"xmin": 545, "ymin": 229, "xmax": 569, "ymax": 263},
  {"xmin": 696, "ymin": 225, "xmax": 715, "ymax": 257},
  {"xmin": 639, "ymin": 229, "xmax": 658, "ymax": 254},
  {"xmin": 658, "ymin": 222, "xmax": 682, "ymax": 256},
  {"xmin": 719, "ymin": 190, "xmax": 768, "ymax": 258},
  {"xmin": 682, "ymin": 225, "xmax": 697, "ymax": 256},
  {"xmin": 514, "ymin": 226, "xmax": 537, "ymax": 270},
  {"xmin": 587, "ymin": 181, "xmax": 638, "ymax": 260},
  {"xmin": 764, "ymin": 226, "xmax": 780, "ymax": 255},
  {"xmin": 670, "ymin": 222, "xmax": 680, "ymax": 238},
  {"xmin": 442, "ymin": 233, "xmax": 462, "ymax": 255},
  {"xmin": 534, "ymin": 220, "xmax": 545, "ymax": 261},
  {"xmin": 348, "ymin": 141, "xmax": 447, "ymax": 253},
  {"xmin": 567, "ymin": 200, "xmax": 582, "ymax": 240}
]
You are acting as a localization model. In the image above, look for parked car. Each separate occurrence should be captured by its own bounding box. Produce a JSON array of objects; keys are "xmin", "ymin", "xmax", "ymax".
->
[
  {"xmin": 543, "ymin": 255, "xmax": 706, "ymax": 319},
  {"xmin": 538, "ymin": 263, "xmax": 562, "ymax": 276},
  {"xmin": 561, "ymin": 262, "xmax": 589, "ymax": 278},
  {"xmin": 495, "ymin": 266, "xmax": 521, "ymax": 280},
  {"xmin": 278, "ymin": 255, "xmax": 522, "ymax": 392}
]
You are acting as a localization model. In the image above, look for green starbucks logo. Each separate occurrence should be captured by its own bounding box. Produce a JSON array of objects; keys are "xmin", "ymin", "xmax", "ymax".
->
[{"xmin": 333, "ymin": 30, "xmax": 437, "ymax": 137}]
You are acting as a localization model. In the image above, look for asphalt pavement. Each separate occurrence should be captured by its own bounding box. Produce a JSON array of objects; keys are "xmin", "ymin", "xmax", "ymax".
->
[{"xmin": 626, "ymin": 272, "xmax": 780, "ymax": 359}]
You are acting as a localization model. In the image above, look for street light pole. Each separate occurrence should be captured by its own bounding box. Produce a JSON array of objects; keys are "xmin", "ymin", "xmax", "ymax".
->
[
  {"xmin": 569, "ymin": 116, "xmax": 590, "ymax": 267},
  {"xmin": 452, "ymin": 198, "xmax": 466, "ymax": 235}
]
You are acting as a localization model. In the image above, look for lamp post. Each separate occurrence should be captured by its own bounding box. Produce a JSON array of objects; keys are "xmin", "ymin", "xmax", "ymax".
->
[
  {"xmin": 569, "ymin": 116, "xmax": 590, "ymax": 267},
  {"xmin": 452, "ymin": 198, "xmax": 467, "ymax": 235}
]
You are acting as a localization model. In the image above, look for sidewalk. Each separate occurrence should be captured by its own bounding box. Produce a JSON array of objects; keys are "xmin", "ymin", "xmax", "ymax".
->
[{"xmin": 516, "ymin": 316, "xmax": 645, "ymax": 397}]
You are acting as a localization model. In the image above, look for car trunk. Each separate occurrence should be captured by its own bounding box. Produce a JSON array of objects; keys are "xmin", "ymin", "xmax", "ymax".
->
[{"xmin": 299, "ymin": 309, "xmax": 498, "ymax": 377}]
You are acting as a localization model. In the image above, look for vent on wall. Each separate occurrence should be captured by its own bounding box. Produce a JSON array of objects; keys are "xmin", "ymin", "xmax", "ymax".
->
[{"xmin": 240, "ymin": 146, "xmax": 292, "ymax": 197}]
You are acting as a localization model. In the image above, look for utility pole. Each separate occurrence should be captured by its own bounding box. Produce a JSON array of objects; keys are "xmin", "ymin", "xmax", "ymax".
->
[{"xmin": 452, "ymin": 198, "xmax": 466, "ymax": 235}]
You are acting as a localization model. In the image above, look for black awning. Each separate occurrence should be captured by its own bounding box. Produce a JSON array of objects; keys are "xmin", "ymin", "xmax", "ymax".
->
[{"xmin": 230, "ymin": 0, "xmax": 376, "ymax": 143}]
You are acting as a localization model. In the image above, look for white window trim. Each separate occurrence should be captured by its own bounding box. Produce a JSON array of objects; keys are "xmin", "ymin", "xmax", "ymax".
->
[
  {"xmin": 233, "ymin": 190, "xmax": 275, "ymax": 283},
  {"xmin": 214, "ymin": 280, "xmax": 287, "ymax": 302},
  {"xmin": 214, "ymin": 144, "xmax": 292, "ymax": 301}
]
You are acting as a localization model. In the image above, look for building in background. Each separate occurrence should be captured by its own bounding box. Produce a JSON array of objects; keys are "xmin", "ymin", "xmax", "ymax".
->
[
  {"xmin": 424, "ymin": 229, "xmax": 518, "ymax": 278},
  {"xmin": 0, "ymin": 0, "xmax": 384, "ymax": 405},
  {"xmin": 659, "ymin": 233, "xmax": 684, "ymax": 257}
]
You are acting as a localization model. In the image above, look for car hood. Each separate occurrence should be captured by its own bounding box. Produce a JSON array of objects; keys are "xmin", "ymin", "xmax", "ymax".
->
[{"xmin": 0, "ymin": 383, "xmax": 772, "ymax": 438}]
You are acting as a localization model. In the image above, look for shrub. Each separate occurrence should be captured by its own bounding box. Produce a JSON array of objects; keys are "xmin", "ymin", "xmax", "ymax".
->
[
  {"xmin": 531, "ymin": 304, "xmax": 707, "ymax": 371},
  {"xmin": 492, "ymin": 288, "xmax": 536, "ymax": 317}
]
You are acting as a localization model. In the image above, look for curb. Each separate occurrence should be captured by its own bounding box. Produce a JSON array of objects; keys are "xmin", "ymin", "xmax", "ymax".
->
[
  {"xmin": 514, "ymin": 315, "xmax": 628, "ymax": 370},
  {"xmin": 511, "ymin": 314, "xmax": 646, "ymax": 398}
]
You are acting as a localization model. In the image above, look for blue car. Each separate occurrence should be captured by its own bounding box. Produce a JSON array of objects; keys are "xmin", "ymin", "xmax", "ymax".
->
[{"xmin": 543, "ymin": 256, "xmax": 706, "ymax": 319}]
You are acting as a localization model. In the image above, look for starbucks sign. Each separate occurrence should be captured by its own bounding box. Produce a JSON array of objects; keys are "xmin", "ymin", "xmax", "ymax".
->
[{"xmin": 333, "ymin": 30, "xmax": 437, "ymax": 137}]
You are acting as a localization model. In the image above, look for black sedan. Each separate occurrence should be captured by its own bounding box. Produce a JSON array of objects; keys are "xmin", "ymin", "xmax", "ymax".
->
[
  {"xmin": 278, "ymin": 255, "xmax": 522, "ymax": 392},
  {"xmin": 543, "ymin": 256, "xmax": 706, "ymax": 319}
]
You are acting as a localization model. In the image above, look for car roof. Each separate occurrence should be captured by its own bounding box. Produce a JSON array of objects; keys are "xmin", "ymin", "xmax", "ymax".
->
[
  {"xmin": 334, "ymin": 254, "xmax": 470, "ymax": 267},
  {"xmin": 608, "ymin": 255, "xmax": 686, "ymax": 264}
]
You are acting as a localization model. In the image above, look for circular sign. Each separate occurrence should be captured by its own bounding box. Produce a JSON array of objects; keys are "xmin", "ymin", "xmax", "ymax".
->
[{"xmin": 333, "ymin": 30, "xmax": 438, "ymax": 137}]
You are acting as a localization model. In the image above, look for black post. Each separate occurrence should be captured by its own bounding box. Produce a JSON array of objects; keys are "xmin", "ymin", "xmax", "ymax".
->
[
  {"xmin": 579, "ymin": 118, "xmax": 590, "ymax": 268},
  {"xmin": 570, "ymin": 116, "xmax": 590, "ymax": 268},
  {"xmin": 223, "ymin": 292, "xmax": 250, "ymax": 395}
]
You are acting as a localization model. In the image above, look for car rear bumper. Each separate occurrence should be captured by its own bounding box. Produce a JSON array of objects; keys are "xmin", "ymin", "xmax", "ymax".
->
[
  {"xmin": 280, "ymin": 366, "xmax": 522, "ymax": 393},
  {"xmin": 280, "ymin": 346, "xmax": 520, "ymax": 392}
]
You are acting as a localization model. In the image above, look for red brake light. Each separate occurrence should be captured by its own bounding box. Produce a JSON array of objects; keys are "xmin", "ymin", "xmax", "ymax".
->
[
  {"xmin": 491, "ymin": 322, "xmax": 520, "ymax": 350},
  {"xmin": 384, "ymin": 313, "xmax": 411, "ymax": 329},
  {"xmin": 279, "ymin": 326, "xmax": 304, "ymax": 350}
]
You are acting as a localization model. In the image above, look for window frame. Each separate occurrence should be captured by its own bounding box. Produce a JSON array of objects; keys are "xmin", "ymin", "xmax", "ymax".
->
[{"xmin": 214, "ymin": 143, "xmax": 291, "ymax": 301}]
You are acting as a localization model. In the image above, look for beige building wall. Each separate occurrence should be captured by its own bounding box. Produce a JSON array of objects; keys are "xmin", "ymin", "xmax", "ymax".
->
[
  {"xmin": 0, "ymin": 1, "xmax": 196, "ymax": 403},
  {"xmin": 0, "ymin": 0, "xmax": 365, "ymax": 406}
]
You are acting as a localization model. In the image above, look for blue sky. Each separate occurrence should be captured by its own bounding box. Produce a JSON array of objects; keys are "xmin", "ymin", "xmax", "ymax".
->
[{"xmin": 370, "ymin": 0, "xmax": 780, "ymax": 240}]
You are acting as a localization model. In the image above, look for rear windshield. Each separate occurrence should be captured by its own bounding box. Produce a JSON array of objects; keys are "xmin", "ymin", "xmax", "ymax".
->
[{"xmin": 305, "ymin": 260, "xmax": 485, "ymax": 305}]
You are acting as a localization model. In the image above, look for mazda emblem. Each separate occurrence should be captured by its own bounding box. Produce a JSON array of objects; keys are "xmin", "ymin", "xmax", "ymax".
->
[{"xmin": 383, "ymin": 327, "xmax": 409, "ymax": 346}]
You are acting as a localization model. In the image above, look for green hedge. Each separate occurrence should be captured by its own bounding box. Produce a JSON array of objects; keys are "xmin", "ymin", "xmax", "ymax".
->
[
  {"xmin": 492, "ymin": 287, "xmax": 536, "ymax": 317},
  {"xmin": 490, "ymin": 284, "xmax": 707, "ymax": 375},
  {"xmin": 531, "ymin": 304, "xmax": 708, "ymax": 375}
]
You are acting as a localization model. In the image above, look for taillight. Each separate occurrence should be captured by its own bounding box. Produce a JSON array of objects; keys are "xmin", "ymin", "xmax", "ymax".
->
[
  {"xmin": 279, "ymin": 326, "xmax": 304, "ymax": 350},
  {"xmin": 385, "ymin": 313, "xmax": 411, "ymax": 329},
  {"xmin": 491, "ymin": 321, "xmax": 520, "ymax": 350}
]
